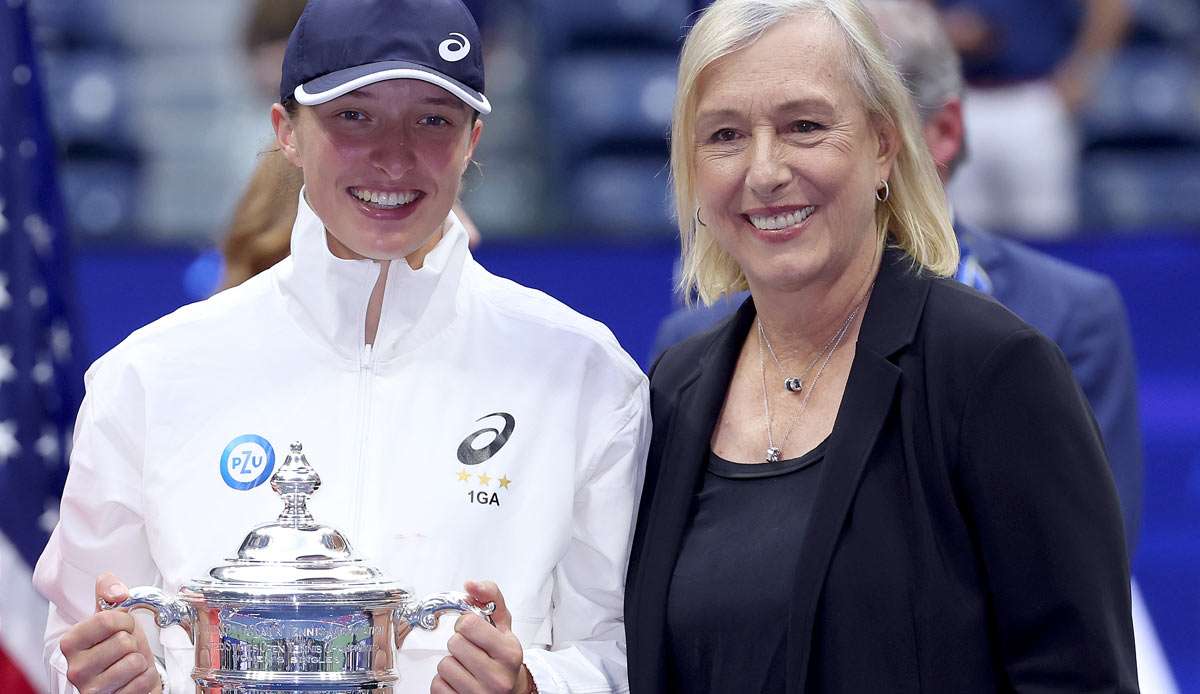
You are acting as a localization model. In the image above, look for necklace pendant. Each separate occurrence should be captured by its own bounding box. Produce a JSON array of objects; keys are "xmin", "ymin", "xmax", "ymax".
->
[
  {"xmin": 765, "ymin": 447, "xmax": 782, "ymax": 463},
  {"xmin": 784, "ymin": 377, "xmax": 803, "ymax": 393}
]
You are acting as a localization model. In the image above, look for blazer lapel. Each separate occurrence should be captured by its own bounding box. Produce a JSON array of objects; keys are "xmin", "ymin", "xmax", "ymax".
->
[
  {"xmin": 785, "ymin": 251, "xmax": 931, "ymax": 693},
  {"xmin": 629, "ymin": 298, "xmax": 756, "ymax": 690}
]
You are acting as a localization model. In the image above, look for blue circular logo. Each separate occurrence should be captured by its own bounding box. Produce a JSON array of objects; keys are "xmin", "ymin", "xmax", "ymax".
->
[{"xmin": 220, "ymin": 435, "xmax": 275, "ymax": 490}]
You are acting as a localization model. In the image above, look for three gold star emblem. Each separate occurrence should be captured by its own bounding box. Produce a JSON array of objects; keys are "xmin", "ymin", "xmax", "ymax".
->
[{"xmin": 455, "ymin": 469, "xmax": 514, "ymax": 489}]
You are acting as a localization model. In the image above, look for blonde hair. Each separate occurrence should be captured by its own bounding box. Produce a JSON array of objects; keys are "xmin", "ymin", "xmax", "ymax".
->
[
  {"xmin": 673, "ymin": 0, "xmax": 958, "ymax": 304},
  {"xmin": 219, "ymin": 147, "xmax": 304, "ymax": 290}
]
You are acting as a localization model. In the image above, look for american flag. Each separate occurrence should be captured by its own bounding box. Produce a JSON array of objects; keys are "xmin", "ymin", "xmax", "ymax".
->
[{"xmin": 1, "ymin": 2, "xmax": 82, "ymax": 692}]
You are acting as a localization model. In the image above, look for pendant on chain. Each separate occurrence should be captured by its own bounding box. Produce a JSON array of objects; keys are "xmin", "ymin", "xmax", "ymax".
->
[
  {"xmin": 784, "ymin": 377, "xmax": 803, "ymax": 393},
  {"xmin": 766, "ymin": 446, "xmax": 782, "ymax": 463}
]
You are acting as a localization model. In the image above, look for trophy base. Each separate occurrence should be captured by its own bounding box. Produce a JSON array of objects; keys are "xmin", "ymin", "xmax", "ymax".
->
[
  {"xmin": 199, "ymin": 689, "xmax": 392, "ymax": 693},
  {"xmin": 195, "ymin": 669, "xmax": 396, "ymax": 692},
  {"xmin": 196, "ymin": 683, "xmax": 392, "ymax": 693}
]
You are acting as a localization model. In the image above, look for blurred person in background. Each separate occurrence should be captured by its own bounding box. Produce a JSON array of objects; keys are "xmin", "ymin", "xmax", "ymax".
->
[
  {"xmin": 243, "ymin": 0, "xmax": 310, "ymax": 109},
  {"xmin": 935, "ymin": 0, "xmax": 1130, "ymax": 237},
  {"xmin": 218, "ymin": 148, "xmax": 304, "ymax": 290},
  {"xmin": 652, "ymin": 0, "xmax": 1144, "ymax": 559},
  {"xmin": 34, "ymin": 1, "xmax": 650, "ymax": 693},
  {"xmin": 625, "ymin": 0, "xmax": 1136, "ymax": 691}
]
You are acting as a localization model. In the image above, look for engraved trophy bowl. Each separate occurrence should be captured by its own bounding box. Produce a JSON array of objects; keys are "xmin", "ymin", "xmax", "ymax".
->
[{"xmin": 100, "ymin": 442, "xmax": 494, "ymax": 693}]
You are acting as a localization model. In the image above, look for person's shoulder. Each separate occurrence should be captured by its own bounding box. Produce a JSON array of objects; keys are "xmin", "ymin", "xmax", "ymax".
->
[
  {"xmin": 974, "ymin": 230, "xmax": 1123, "ymax": 309},
  {"xmin": 650, "ymin": 307, "xmax": 738, "ymax": 392},
  {"xmin": 914, "ymin": 276, "xmax": 1075, "ymax": 406},
  {"xmin": 651, "ymin": 292, "xmax": 745, "ymax": 361},
  {"xmin": 921, "ymin": 272, "xmax": 1043, "ymax": 355},
  {"xmin": 89, "ymin": 264, "xmax": 282, "ymax": 376},
  {"xmin": 464, "ymin": 261, "xmax": 644, "ymax": 383}
]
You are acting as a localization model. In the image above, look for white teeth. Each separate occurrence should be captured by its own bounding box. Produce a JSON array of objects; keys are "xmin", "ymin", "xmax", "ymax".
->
[
  {"xmin": 351, "ymin": 188, "xmax": 418, "ymax": 208},
  {"xmin": 748, "ymin": 206, "xmax": 815, "ymax": 231}
]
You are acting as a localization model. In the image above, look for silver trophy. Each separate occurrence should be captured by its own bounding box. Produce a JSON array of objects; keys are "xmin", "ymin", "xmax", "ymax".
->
[{"xmin": 100, "ymin": 442, "xmax": 493, "ymax": 693}]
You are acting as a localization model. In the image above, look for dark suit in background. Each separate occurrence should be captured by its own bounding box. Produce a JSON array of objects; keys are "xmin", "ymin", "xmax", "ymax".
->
[
  {"xmin": 627, "ymin": 249, "xmax": 1138, "ymax": 693},
  {"xmin": 649, "ymin": 222, "xmax": 1144, "ymax": 553}
]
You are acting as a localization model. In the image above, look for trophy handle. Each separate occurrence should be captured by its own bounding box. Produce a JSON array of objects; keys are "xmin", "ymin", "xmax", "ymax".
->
[
  {"xmin": 396, "ymin": 591, "xmax": 495, "ymax": 631},
  {"xmin": 98, "ymin": 586, "xmax": 195, "ymax": 642}
]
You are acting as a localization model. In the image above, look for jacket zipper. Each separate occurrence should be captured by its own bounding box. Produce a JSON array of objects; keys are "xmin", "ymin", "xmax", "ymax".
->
[{"xmin": 352, "ymin": 342, "xmax": 375, "ymax": 539}]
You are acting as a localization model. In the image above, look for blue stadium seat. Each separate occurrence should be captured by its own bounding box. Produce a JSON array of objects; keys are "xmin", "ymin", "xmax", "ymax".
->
[
  {"xmin": 59, "ymin": 160, "xmax": 139, "ymax": 241},
  {"xmin": 531, "ymin": 0, "xmax": 693, "ymax": 52},
  {"xmin": 39, "ymin": 52, "xmax": 137, "ymax": 152},
  {"xmin": 1082, "ymin": 48, "xmax": 1200, "ymax": 146},
  {"xmin": 545, "ymin": 51, "xmax": 677, "ymax": 157},
  {"xmin": 28, "ymin": 0, "xmax": 123, "ymax": 49},
  {"xmin": 566, "ymin": 155, "xmax": 674, "ymax": 237},
  {"xmin": 1127, "ymin": 0, "xmax": 1200, "ymax": 46},
  {"xmin": 1080, "ymin": 148, "xmax": 1200, "ymax": 230}
]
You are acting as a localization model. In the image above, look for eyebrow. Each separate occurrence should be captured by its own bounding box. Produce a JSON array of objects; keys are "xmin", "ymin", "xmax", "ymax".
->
[
  {"xmin": 696, "ymin": 97, "xmax": 836, "ymax": 123},
  {"xmin": 418, "ymin": 95, "xmax": 469, "ymax": 110}
]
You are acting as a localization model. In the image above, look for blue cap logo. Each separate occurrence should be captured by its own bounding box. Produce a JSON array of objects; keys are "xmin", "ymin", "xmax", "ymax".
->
[{"xmin": 220, "ymin": 435, "xmax": 276, "ymax": 490}]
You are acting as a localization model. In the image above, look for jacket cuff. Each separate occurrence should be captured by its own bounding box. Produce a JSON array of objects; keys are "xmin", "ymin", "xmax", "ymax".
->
[{"xmin": 522, "ymin": 649, "xmax": 563, "ymax": 694}]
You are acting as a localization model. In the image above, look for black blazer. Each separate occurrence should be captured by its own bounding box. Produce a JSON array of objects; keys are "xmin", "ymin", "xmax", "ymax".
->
[{"xmin": 625, "ymin": 251, "xmax": 1138, "ymax": 693}]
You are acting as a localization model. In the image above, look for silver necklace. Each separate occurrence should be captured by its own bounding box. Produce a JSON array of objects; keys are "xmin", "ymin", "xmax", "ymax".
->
[
  {"xmin": 757, "ymin": 312, "xmax": 852, "ymax": 393},
  {"xmin": 757, "ymin": 289, "xmax": 870, "ymax": 463}
]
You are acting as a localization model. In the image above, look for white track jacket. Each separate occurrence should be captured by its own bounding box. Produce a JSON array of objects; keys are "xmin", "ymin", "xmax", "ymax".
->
[{"xmin": 33, "ymin": 195, "xmax": 651, "ymax": 693}]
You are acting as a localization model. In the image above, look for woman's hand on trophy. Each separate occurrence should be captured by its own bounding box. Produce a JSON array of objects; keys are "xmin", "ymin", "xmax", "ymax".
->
[
  {"xmin": 59, "ymin": 573, "xmax": 162, "ymax": 694},
  {"xmin": 431, "ymin": 580, "xmax": 536, "ymax": 694}
]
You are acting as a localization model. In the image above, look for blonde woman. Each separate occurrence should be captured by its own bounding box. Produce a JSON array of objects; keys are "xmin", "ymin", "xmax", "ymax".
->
[{"xmin": 624, "ymin": 0, "xmax": 1136, "ymax": 691}]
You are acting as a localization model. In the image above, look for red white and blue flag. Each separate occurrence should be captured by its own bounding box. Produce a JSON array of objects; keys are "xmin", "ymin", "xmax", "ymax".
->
[{"xmin": 1, "ymin": 2, "xmax": 83, "ymax": 691}]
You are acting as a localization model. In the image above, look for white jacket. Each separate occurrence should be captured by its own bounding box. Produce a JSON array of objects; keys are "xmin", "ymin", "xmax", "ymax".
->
[{"xmin": 33, "ymin": 195, "xmax": 651, "ymax": 694}]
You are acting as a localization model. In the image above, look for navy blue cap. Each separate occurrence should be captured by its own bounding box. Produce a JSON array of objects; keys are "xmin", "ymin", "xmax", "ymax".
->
[{"xmin": 280, "ymin": 0, "xmax": 490, "ymax": 114}]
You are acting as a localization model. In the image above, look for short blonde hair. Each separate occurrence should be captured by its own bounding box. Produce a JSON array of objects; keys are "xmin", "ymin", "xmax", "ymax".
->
[{"xmin": 673, "ymin": 0, "xmax": 958, "ymax": 304}]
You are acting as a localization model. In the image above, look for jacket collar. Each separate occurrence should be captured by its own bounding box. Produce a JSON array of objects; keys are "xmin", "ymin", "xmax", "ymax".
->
[
  {"xmin": 782, "ymin": 247, "xmax": 930, "ymax": 692},
  {"xmin": 277, "ymin": 190, "xmax": 468, "ymax": 363},
  {"xmin": 856, "ymin": 247, "xmax": 934, "ymax": 359}
]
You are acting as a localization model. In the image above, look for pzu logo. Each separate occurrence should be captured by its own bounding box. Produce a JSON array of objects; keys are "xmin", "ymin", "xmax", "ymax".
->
[
  {"xmin": 457, "ymin": 412, "xmax": 515, "ymax": 466},
  {"xmin": 220, "ymin": 434, "xmax": 275, "ymax": 490}
]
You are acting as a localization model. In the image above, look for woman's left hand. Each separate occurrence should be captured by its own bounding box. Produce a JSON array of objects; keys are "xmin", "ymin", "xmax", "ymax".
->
[{"xmin": 431, "ymin": 580, "xmax": 534, "ymax": 694}]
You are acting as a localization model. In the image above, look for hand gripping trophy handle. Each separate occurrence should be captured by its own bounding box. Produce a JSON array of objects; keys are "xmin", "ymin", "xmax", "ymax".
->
[
  {"xmin": 397, "ymin": 591, "xmax": 496, "ymax": 631},
  {"xmin": 99, "ymin": 586, "xmax": 196, "ymax": 641}
]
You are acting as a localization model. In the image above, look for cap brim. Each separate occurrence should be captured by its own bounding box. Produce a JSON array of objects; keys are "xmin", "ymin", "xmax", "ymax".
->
[{"xmin": 294, "ymin": 60, "xmax": 491, "ymax": 115}]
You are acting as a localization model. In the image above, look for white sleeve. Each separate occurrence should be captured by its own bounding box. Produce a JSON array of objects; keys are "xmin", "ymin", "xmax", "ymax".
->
[
  {"xmin": 522, "ymin": 378, "xmax": 651, "ymax": 694},
  {"xmin": 32, "ymin": 358, "xmax": 164, "ymax": 694}
]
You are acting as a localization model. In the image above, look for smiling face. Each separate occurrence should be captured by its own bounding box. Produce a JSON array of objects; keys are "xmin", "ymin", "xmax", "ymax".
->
[
  {"xmin": 273, "ymin": 79, "xmax": 482, "ymax": 264},
  {"xmin": 692, "ymin": 13, "xmax": 896, "ymax": 294}
]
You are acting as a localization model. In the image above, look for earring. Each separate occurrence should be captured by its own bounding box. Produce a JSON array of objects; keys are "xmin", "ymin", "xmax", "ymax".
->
[
  {"xmin": 875, "ymin": 180, "xmax": 890, "ymax": 203},
  {"xmin": 694, "ymin": 207, "xmax": 708, "ymax": 228}
]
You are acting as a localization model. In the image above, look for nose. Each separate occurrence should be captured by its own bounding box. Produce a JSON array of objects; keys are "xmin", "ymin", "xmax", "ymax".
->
[
  {"xmin": 368, "ymin": 129, "xmax": 417, "ymax": 179},
  {"xmin": 745, "ymin": 132, "xmax": 790, "ymax": 200}
]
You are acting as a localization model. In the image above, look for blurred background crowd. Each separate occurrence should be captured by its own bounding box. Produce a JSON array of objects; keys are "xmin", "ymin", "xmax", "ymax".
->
[
  {"xmin": 2, "ymin": 0, "xmax": 1198, "ymax": 691},
  {"xmin": 25, "ymin": 0, "xmax": 1200, "ymax": 247}
]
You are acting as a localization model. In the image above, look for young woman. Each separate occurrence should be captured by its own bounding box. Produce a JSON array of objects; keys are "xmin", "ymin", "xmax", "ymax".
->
[{"xmin": 34, "ymin": 2, "xmax": 650, "ymax": 693}]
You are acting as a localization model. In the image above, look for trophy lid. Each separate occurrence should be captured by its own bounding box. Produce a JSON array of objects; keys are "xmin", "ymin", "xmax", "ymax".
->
[{"xmin": 188, "ymin": 443, "xmax": 407, "ymax": 604}]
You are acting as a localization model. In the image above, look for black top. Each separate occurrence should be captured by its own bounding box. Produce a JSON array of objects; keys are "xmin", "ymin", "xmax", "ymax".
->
[{"xmin": 666, "ymin": 442, "xmax": 827, "ymax": 693}]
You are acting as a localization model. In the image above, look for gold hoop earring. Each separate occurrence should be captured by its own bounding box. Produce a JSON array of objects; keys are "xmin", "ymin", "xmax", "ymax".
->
[
  {"xmin": 875, "ymin": 180, "xmax": 890, "ymax": 203},
  {"xmin": 695, "ymin": 207, "xmax": 707, "ymax": 228}
]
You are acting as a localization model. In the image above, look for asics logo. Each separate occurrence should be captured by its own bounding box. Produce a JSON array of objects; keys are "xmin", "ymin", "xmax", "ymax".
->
[
  {"xmin": 439, "ymin": 33, "xmax": 471, "ymax": 62},
  {"xmin": 457, "ymin": 412, "xmax": 515, "ymax": 465}
]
